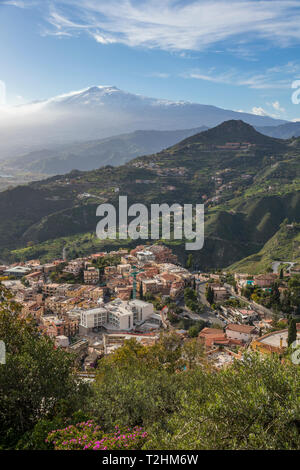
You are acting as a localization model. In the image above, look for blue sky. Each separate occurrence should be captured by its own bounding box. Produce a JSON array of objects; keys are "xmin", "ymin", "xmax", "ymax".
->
[{"xmin": 1, "ymin": 0, "xmax": 300, "ymax": 121}]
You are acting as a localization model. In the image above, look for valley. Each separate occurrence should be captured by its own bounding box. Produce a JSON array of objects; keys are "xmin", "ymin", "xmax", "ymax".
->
[{"xmin": 1, "ymin": 120, "xmax": 299, "ymax": 273}]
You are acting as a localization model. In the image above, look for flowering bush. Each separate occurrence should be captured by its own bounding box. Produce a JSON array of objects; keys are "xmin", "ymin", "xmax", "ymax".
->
[{"xmin": 46, "ymin": 420, "xmax": 148, "ymax": 450}]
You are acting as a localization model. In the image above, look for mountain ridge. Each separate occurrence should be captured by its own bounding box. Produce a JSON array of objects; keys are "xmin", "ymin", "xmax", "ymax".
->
[
  {"xmin": 0, "ymin": 85, "xmax": 287, "ymax": 159},
  {"xmin": 0, "ymin": 119, "xmax": 299, "ymax": 271}
]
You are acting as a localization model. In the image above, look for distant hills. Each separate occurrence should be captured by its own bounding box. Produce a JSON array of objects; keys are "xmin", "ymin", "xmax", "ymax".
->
[
  {"xmin": 1, "ymin": 114, "xmax": 299, "ymax": 177},
  {"xmin": 0, "ymin": 85, "xmax": 286, "ymax": 160},
  {"xmin": 1, "ymin": 119, "xmax": 299, "ymax": 273},
  {"xmin": 1, "ymin": 127, "xmax": 208, "ymax": 175},
  {"xmin": 256, "ymin": 121, "xmax": 300, "ymax": 139}
]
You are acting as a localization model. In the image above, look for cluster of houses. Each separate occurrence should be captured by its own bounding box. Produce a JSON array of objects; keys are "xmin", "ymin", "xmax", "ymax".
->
[
  {"xmin": 1, "ymin": 244, "xmax": 299, "ymax": 371},
  {"xmin": 0, "ymin": 245, "xmax": 192, "ymax": 367},
  {"xmin": 131, "ymin": 160, "xmax": 187, "ymax": 177},
  {"xmin": 215, "ymin": 142, "xmax": 254, "ymax": 151}
]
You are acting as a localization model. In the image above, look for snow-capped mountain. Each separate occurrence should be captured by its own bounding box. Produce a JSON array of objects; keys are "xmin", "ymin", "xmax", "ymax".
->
[{"xmin": 0, "ymin": 86, "xmax": 287, "ymax": 159}]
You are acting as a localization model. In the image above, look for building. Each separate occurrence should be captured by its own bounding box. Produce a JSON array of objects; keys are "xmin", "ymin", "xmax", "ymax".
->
[
  {"xmin": 79, "ymin": 299, "xmax": 154, "ymax": 334},
  {"xmin": 136, "ymin": 250, "xmax": 156, "ymax": 264},
  {"xmin": 225, "ymin": 324, "xmax": 257, "ymax": 343},
  {"xmin": 4, "ymin": 266, "xmax": 32, "ymax": 278},
  {"xmin": 55, "ymin": 335, "xmax": 69, "ymax": 348},
  {"xmin": 211, "ymin": 285, "xmax": 228, "ymax": 301},
  {"xmin": 103, "ymin": 332, "xmax": 158, "ymax": 355},
  {"xmin": 84, "ymin": 267, "xmax": 100, "ymax": 285},
  {"xmin": 63, "ymin": 260, "xmax": 84, "ymax": 276},
  {"xmin": 253, "ymin": 274, "xmax": 277, "ymax": 288},
  {"xmin": 147, "ymin": 245, "xmax": 178, "ymax": 264},
  {"xmin": 233, "ymin": 309, "xmax": 258, "ymax": 323},
  {"xmin": 198, "ymin": 327, "xmax": 243, "ymax": 349},
  {"xmin": 251, "ymin": 325, "xmax": 300, "ymax": 354}
]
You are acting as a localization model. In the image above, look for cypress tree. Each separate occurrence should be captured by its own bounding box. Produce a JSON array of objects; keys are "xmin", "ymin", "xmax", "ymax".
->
[{"xmin": 288, "ymin": 318, "xmax": 297, "ymax": 347}]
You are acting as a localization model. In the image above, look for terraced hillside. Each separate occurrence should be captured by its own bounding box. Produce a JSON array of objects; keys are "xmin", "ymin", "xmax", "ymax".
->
[{"xmin": 1, "ymin": 120, "xmax": 300, "ymax": 270}]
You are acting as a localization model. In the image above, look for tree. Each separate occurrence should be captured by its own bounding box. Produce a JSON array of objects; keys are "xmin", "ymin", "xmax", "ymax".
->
[
  {"xmin": 186, "ymin": 254, "xmax": 194, "ymax": 270},
  {"xmin": 139, "ymin": 282, "xmax": 144, "ymax": 300},
  {"xmin": 182, "ymin": 338, "xmax": 205, "ymax": 370},
  {"xmin": 206, "ymin": 286, "xmax": 214, "ymax": 305},
  {"xmin": 0, "ymin": 286, "xmax": 88, "ymax": 449},
  {"xmin": 271, "ymin": 283, "xmax": 281, "ymax": 307},
  {"xmin": 288, "ymin": 318, "xmax": 297, "ymax": 347},
  {"xmin": 145, "ymin": 354, "xmax": 300, "ymax": 450},
  {"xmin": 188, "ymin": 325, "xmax": 200, "ymax": 338},
  {"xmin": 280, "ymin": 268, "xmax": 284, "ymax": 280}
]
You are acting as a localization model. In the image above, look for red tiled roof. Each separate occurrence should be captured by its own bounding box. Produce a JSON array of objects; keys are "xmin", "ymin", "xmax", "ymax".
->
[{"xmin": 226, "ymin": 324, "xmax": 256, "ymax": 334}]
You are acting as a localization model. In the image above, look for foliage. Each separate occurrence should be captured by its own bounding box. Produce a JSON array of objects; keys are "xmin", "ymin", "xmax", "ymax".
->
[
  {"xmin": 0, "ymin": 286, "xmax": 88, "ymax": 449},
  {"xmin": 184, "ymin": 287, "xmax": 200, "ymax": 312},
  {"xmin": 46, "ymin": 421, "xmax": 148, "ymax": 450},
  {"xmin": 288, "ymin": 318, "xmax": 297, "ymax": 347},
  {"xmin": 1, "ymin": 290, "xmax": 300, "ymax": 450},
  {"xmin": 145, "ymin": 353, "xmax": 300, "ymax": 450},
  {"xmin": 206, "ymin": 285, "xmax": 214, "ymax": 305}
]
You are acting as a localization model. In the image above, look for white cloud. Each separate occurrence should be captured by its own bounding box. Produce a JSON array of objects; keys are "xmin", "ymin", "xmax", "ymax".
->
[
  {"xmin": 2, "ymin": 1, "xmax": 27, "ymax": 7},
  {"xmin": 181, "ymin": 61, "xmax": 300, "ymax": 90},
  {"xmin": 3, "ymin": 0, "xmax": 38, "ymax": 7},
  {"xmin": 92, "ymin": 33, "xmax": 117, "ymax": 44},
  {"xmin": 7, "ymin": 0, "xmax": 300, "ymax": 52},
  {"xmin": 251, "ymin": 103, "xmax": 286, "ymax": 119},
  {"xmin": 272, "ymin": 101, "xmax": 285, "ymax": 113}
]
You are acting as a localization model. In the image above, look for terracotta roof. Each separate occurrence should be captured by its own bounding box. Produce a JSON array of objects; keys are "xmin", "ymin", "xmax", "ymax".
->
[
  {"xmin": 199, "ymin": 327, "xmax": 225, "ymax": 337},
  {"xmin": 226, "ymin": 324, "xmax": 256, "ymax": 334}
]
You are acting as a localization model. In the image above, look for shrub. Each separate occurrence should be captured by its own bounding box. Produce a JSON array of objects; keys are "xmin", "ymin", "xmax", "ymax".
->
[{"xmin": 46, "ymin": 421, "xmax": 148, "ymax": 450}]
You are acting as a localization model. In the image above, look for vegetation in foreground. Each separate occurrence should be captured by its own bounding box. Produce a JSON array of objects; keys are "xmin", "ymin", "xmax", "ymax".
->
[{"xmin": 0, "ymin": 285, "xmax": 299, "ymax": 451}]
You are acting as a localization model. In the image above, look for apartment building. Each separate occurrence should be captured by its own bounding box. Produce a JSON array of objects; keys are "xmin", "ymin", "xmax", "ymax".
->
[
  {"xmin": 79, "ymin": 299, "xmax": 154, "ymax": 334},
  {"xmin": 84, "ymin": 267, "xmax": 100, "ymax": 285}
]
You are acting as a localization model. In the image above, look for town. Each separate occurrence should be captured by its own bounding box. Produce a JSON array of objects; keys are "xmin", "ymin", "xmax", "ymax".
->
[{"xmin": 1, "ymin": 243, "xmax": 299, "ymax": 374}]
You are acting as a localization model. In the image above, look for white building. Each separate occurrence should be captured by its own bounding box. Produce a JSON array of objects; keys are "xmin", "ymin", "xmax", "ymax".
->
[
  {"xmin": 225, "ymin": 324, "xmax": 257, "ymax": 343},
  {"xmin": 79, "ymin": 299, "xmax": 154, "ymax": 334},
  {"xmin": 136, "ymin": 251, "xmax": 156, "ymax": 264},
  {"xmin": 55, "ymin": 335, "xmax": 69, "ymax": 348},
  {"xmin": 4, "ymin": 266, "xmax": 32, "ymax": 278}
]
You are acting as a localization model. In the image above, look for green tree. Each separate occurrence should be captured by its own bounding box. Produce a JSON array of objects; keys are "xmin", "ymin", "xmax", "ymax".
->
[
  {"xmin": 139, "ymin": 282, "xmax": 144, "ymax": 300},
  {"xmin": 186, "ymin": 254, "xmax": 194, "ymax": 270},
  {"xmin": 288, "ymin": 318, "xmax": 297, "ymax": 347},
  {"xmin": 206, "ymin": 286, "xmax": 214, "ymax": 305},
  {"xmin": 0, "ymin": 286, "xmax": 88, "ymax": 449},
  {"xmin": 145, "ymin": 354, "xmax": 300, "ymax": 450},
  {"xmin": 280, "ymin": 268, "xmax": 284, "ymax": 280}
]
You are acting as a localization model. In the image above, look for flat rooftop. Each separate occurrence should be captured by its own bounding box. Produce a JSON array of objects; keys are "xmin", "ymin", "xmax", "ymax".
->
[{"xmin": 260, "ymin": 330, "xmax": 300, "ymax": 348}]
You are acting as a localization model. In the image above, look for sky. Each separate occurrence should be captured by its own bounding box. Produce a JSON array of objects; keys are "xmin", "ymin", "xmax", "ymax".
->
[{"xmin": 1, "ymin": 0, "xmax": 300, "ymax": 121}]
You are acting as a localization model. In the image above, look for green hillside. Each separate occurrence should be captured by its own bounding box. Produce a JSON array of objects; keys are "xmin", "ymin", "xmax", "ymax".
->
[
  {"xmin": 228, "ymin": 222, "xmax": 300, "ymax": 274},
  {"xmin": 1, "ymin": 120, "xmax": 300, "ymax": 269}
]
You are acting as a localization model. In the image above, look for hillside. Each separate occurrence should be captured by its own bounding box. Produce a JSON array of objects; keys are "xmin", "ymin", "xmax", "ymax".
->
[
  {"xmin": 0, "ymin": 127, "xmax": 208, "ymax": 175},
  {"xmin": 228, "ymin": 222, "xmax": 300, "ymax": 274},
  {"xmin": 257, "ymin": 122, "xmax": 300, "ymax": 139},
  {"xmin": 1, "ymin": 120, "xmax": 300, "ymax": 270}
]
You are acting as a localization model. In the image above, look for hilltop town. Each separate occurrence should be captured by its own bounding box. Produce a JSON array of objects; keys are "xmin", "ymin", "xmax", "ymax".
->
[{"xmin": 1, "ymin": 242, "xmax": 299, "ymax": 373}]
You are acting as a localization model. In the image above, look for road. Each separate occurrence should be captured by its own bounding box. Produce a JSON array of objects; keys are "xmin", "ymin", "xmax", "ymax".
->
[
  {"xmin": 272, "ymin": 261, "xmax": 296, "ymax": 274},
  {"xmin": 227, "ymin": 287, "xmax": 276, "ymax": 319},
  {"xmin": 185, "ymin": 279, "xmax": 226, "ymax": 326}
]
